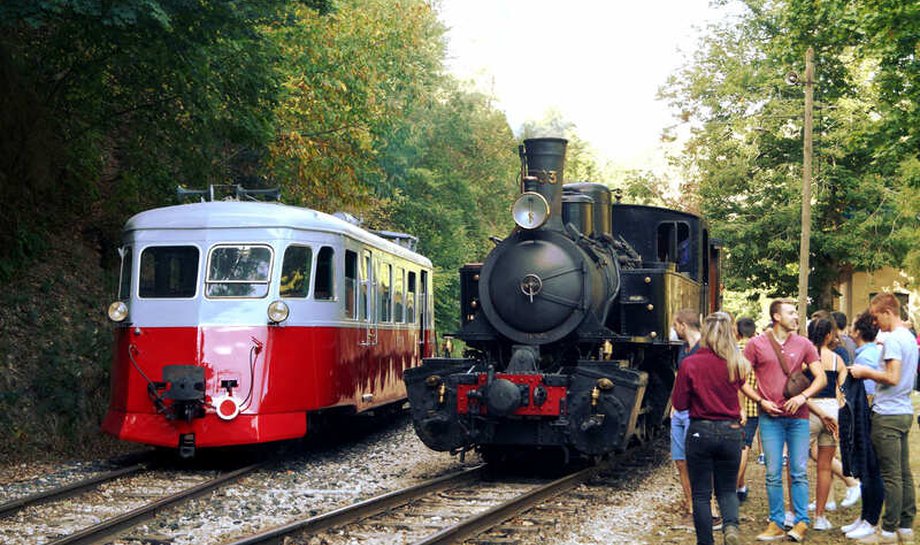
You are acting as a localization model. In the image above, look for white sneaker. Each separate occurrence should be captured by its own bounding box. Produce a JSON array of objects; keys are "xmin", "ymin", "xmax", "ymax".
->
[
  {"xmin": 808, "ymin": 500, "xmax": 837, "ymax": 511},
  {"xmin": 784, "ymin": 511, "xmax": 795, "ymax": 529},
  {"xmin": 842, "ymin": 484, "xmax": 862, "ymax": 508},
  {"xmin": 842, "ymin": 517, "xmax": 864, "ymax": 533},
  {"xmin": 898, "ymin": 528, "xmax": 915, "ymax": 545},
  {"xmin": 847, "ymin": 521, "xmax": 877, "ymax": 539},
  {"xmin": 814, "ymin": 515, "xmax": 833, "ymax": 530}
]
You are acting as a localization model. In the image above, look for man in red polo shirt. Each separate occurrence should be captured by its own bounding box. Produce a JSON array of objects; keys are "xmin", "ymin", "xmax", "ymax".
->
[{"xmin": 740, "ymin": 299, "xmax": 824, "ymax": 542}]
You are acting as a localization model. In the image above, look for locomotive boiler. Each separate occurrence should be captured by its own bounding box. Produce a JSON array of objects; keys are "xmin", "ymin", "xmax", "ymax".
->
[{"xmin": 404, "ymin": 137, "xmax": 722, "ymax": 461}]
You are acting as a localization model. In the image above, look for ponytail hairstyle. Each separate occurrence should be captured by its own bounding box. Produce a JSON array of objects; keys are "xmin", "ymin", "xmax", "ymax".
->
[
  {"xmin": 807, "ymin": 317, "xmax": 835, "ymax": 350},
  {"xmin": 701, "ymin": 311, "xmax": 749, "ymax": 382}
]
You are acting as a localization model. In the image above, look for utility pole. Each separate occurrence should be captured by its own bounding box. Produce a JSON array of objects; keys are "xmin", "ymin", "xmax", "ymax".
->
[{"xmin": 797, "ymin": 47, "xmax": 814, "ymax": 333}]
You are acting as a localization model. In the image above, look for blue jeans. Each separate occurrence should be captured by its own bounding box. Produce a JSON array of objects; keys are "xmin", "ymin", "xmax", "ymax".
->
[
  {"xmin": 760, "ymin": 415, "xmax": 810, "ymax": 526},
  {"xmin": 671, "ymin": 409, "xmax": 690, "ymax": 460},
  {"xmin": 686, "ymin": 419, "xmax": 743, "ymax": 545}
]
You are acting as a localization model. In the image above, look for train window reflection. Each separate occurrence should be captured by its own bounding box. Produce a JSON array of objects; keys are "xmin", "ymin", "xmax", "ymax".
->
[
  {"xmin": 407, "ymin": 271, "xmax": 416, "ymax": 323},
  {"xmin": 394, "ymin": 267, "xmax": 405, "ymax": 323},
  {"xmin": 345, "ymin": 250, "xmax": 357, "ymax": 318},
  {"xmin": 280, "ymin": 245, "xmax": 313, "ymax": 298},
  {"xmin": 139, "ymin": 246, "xmax": 199, "ymax": 298},
  {"xmin": 314, "ymin": 246, "xmax": 335, "ymax": 301},
  {"xmin": 379, "ymin": 262, "xmax": 392, "ymax": 322},
  {"xmin": 206, "ymin": 245, "xmax": 272, "ymax": 298}
]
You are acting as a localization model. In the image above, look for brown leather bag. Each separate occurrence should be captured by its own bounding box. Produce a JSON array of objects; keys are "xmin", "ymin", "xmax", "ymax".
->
[{"xmin": 766, "ymin": 331, "xmax": 812, "ymax": 399}]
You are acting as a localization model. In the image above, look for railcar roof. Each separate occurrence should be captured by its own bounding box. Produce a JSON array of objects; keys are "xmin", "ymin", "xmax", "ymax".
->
[{"xmin": 124, "ymin": 201, "xmax": 431, "ymax": 266}]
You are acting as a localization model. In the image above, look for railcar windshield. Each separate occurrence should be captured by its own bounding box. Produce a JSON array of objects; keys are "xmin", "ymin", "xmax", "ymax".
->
[
  {"xmin": 206, "ymin": 245, "xmax": 272, "ymax": 298},
  {"xmin": 139, "ymin": 246, "xmax": 199, "ymax": 298}
]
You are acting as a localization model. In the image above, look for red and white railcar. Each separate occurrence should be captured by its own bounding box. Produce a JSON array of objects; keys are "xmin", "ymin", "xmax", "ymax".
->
[{"xmin": 102, "ymin": 197, "xmax": 434, "ymax": 456}]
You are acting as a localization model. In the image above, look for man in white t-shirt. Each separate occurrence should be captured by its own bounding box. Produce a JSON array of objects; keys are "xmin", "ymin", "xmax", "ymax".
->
[{"xmin": 850, "ymin": 293, "xmax": 919, "ymax": 544}]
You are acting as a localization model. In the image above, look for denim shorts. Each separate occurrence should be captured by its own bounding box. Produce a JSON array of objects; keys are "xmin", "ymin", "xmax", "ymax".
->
[
  {"xmin": 671, "ymin": 409, "xmax": 690, "ymax": 461},
  {"xmin": 743, "ymin": 416, "xmax": 759, "ymax": 448}
]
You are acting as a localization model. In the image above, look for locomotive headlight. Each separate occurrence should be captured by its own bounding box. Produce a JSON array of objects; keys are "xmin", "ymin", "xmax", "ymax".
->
[
  {"xmin": 511, "ymin": 192, "xmax": 550, "ymax": 230},
  {"xmin": 267, "ymin": 300, "xmax": 290, "ymax": 324},
  {"xmin": 107, "ymin": 301, "xmax": 128, "ymax": 323}
]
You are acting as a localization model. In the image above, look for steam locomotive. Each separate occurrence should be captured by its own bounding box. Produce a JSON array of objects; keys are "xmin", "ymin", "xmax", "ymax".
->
[{"xmin": 404, "ymin": 137, "xmax": 722, "ymax": 461}]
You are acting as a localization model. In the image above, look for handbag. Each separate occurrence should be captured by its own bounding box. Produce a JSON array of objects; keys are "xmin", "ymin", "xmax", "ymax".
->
[{"xmin": 766, "ymin": 331, "xmax": 812, "ymax": 399}]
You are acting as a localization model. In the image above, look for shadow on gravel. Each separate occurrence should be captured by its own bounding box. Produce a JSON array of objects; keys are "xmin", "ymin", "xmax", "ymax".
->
[
  {"xmin": 149, "ymin": 408, "xmax": 411, "ymax": 470},
  {"xmin": 479, "ymin": 446, "xmax": 601, "ymax": 479}
]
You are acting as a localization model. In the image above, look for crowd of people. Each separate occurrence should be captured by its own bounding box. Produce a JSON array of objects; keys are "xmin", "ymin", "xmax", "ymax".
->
[{"xmin": 670, "ymin": 294, "xmax": 920, "ymax": 545}]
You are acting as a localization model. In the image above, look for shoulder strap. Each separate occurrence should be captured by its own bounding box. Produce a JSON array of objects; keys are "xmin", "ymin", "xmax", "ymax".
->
[{"xmin": 766, "ymin": 330, "xmax": 792, "ymax": 376}]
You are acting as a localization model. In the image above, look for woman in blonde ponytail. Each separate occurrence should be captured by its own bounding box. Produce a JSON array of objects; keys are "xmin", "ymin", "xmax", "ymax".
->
[{"xmin": 672, "ymin": 311, "xmax": 748, "ymax": 545}]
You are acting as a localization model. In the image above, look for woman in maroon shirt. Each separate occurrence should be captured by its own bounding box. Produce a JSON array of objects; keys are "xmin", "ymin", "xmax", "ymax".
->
[{"xmin": 672, "ymin": 311, "xmax": 749, "ymax": 545}]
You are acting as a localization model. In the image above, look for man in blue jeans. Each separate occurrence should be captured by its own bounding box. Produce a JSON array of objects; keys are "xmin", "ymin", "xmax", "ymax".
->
[{"xmin": 741, "ymin": 299, "xmax": 825, "ymax": 542}]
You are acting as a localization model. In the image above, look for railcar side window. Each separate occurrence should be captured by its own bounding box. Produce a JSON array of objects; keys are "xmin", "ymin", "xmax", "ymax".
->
[
  {"xmin": 379, "ymin": 262, "xmax": 392, "ymax": 322},
  {"xmin": 280, "ymin": 245, "xmax": 313, "ymax": 298},
  {"xmin": 139, "ymin": 246, "xmax": 199, "ymax": 298},
  {"xmin": 394, "ymin": 267, "xmax": 405, "ymax": 323},
  {"xmin": 314, "ymin": 246, "xmax": 335, "ymax": 301},
  {"xmin": 206, "ymin": 245, "xmax": 272, "ymax": 298},
  {"xmin": 118, "ymin": 246, "xmax": 132, "ymax": 300},
  {"xmin": 345, "ymin": 250, "xmax": 357, "ymax": 318},
  {"xmin": 407, "ymin": 272, "xmax": 417, "ymax": 323}
]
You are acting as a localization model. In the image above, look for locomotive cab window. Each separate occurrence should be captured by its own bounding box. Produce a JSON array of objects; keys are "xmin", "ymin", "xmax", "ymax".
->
[
  {"xmin": 139, "ymin": 246, "xmax": 199, "ymax": 298},
  {"xmin": 314, "ymin": 246, "xmax": 335, "ymax": 301},
  {"xmin": 118, "ymin": 246, "xmax": 132, "ymax": 300},
  {"xmin": 280, "ymin": 245, "xmax": 313, "ymax": 298},
  {"xmin": 657, "ymin": 222, "xmax": 691, "ymax": 273},
  {"xmin": 206, "ymin": 245, "xmax": 272, "ymax": 298}
]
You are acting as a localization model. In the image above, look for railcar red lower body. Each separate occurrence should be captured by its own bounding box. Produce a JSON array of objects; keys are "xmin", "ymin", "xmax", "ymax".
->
[{"xmin": 102, "ymin": 325, "xmax": 430, "ymax": 449}]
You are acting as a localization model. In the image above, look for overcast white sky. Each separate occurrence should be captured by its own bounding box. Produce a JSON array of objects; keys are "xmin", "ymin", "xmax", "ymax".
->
[{"xmin": 437, "ymin": 1, "xmax": 736, "ymax": 171}]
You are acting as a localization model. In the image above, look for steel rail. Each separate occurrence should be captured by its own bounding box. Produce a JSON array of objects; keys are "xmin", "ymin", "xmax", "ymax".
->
[
  {"xmin": 411, "ymin": 464, "xmax": 601, "ymax": 545},
  {"xmin": 226, "ymin": 465, "xmax": 485, "ymax": 545},
  {"xmin": 0, "ymin": 463, "xmax": 147, "ymax": 518},
  {"xmin": 47, "ymin": 462, "xmax": 263, "ymax": 545}
]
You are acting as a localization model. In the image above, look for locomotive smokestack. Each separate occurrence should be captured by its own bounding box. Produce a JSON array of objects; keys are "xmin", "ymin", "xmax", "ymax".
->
[{"xmin": 522, "ymin": 138, "xmax": 567, "ymax": 230}]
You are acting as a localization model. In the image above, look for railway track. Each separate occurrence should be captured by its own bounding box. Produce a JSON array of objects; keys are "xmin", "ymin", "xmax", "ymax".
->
[
  {"xmin": 0, "ymin": 461, "xmax": 263, "ymax": 545},
  {"xmin": 223, "ymin": 450, "xmax": 655, "ymax": 545}
]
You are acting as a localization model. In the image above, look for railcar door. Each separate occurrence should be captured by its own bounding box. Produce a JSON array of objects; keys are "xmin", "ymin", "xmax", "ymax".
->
[
  {"xmin": 360, "ymin": 249, "xmax": 378, "ymax": 346},
  {"xmin": 420, "ymin": 270, "xmax": 431, "ymax": 357}
]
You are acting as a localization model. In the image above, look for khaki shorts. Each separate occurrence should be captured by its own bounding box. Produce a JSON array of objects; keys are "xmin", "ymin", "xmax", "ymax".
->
[{"xmin": 808, "ymin": 397, "xmax": 839, "ymax": 447}]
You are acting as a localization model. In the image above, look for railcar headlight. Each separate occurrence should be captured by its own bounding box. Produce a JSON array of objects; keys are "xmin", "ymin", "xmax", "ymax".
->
[
  {"xmin": 267, "ymin": 300, "xmax": 290, "ymax": 324},
  {"xmin": 511, "ymin": 191, "xmax": 550, "ymax": 230},
  {"xmin": 107, "ymin": 301, "xmax": 128, "ymax": 323}
]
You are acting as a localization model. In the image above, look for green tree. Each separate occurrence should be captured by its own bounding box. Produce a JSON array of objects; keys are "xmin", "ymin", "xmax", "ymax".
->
[
  {"xmin": 0, "ymin": 0, "xmax": 288, "ymax": 274},
  {"xmin": 661, "ymin": 0, "xmax": 916, "ymax": 308}
]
